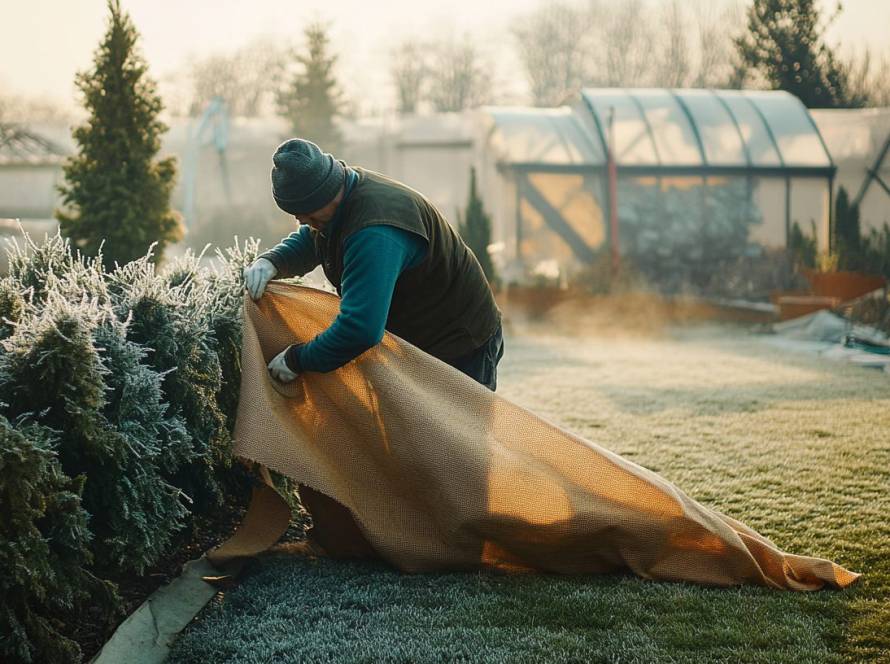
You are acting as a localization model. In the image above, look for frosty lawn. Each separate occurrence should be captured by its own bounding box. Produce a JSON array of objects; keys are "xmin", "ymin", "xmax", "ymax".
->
[{"xmin": 168, "ymin": 325, "xmax": 889, "ymax": 663}]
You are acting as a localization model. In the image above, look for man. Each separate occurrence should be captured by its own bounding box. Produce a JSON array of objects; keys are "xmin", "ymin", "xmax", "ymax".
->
[
  {"xmin": 243, "ymin": 138, "xmax": 504, "ymax": 391},
  {"xmin": 242, "ymin": 138, "xmax": 504, "ymax": 560}
]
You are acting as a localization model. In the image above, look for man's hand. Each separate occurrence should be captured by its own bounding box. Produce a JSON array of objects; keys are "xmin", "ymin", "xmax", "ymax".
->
[
  {"xmin": 243, "ymin": 257, "xmax": 278, "ymax": 300},
  {"xmin": 268, "ymin": 346, "xmax": 299, "ymax": 383}
]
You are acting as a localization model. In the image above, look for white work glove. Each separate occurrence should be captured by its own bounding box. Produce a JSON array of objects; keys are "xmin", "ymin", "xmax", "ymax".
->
[
  {"xmin": 243, "ymin": 257, "xmax": 278, "ymax": 300},
  {"xmin": 268, "ymin": 346, "xmax": 299, "ymax": 383}
]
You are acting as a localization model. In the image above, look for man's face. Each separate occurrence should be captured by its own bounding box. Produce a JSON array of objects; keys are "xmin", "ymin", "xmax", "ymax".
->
[{"xmin": 295, "ymin": 184, "xmax": 345, "ymax": 230}]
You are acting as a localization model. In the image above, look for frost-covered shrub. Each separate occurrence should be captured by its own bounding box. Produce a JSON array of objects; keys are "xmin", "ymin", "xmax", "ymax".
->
[
  {"xmin": 0, "ymin": 277, "xmax": 24, "ymax": 340},
  {"xmin": 0, "ymin": 292, "xmax": 187, "ymax": 573},
  {"xmin": 154, "ymin": 239, "xmax": 264, "ymax": 487},
  {"xmin": 94, "ymin": 318, "xmax": 193, "ymax": 480},
  {"xmin": 0, "ymin": 415, "xmax": 114, "ymax": 664},
  {"xmin": 4, "ymin": 233, "xmax": 73, "ymax": 301},
  {"xmin": 108, "ymin": 251, "xmax": 232, "ymax": 511},
  {"xmin": 0, "ymin": 230, "xmax": 280, "ymax": 662},
  {"xmin": 171, "ymin": 239, "xmax": 259, "ymax": 431}
]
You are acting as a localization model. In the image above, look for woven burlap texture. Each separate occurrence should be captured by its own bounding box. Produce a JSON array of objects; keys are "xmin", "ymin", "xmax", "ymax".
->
[{"xmin": 223, "ymin": 281, "xmax": 861, "ymax": 591}]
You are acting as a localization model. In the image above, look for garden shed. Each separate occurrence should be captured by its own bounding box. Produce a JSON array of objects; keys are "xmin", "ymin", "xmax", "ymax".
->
[{"xmin": 476, "ymin": 89, "xmax": 836, "ymax": 288}]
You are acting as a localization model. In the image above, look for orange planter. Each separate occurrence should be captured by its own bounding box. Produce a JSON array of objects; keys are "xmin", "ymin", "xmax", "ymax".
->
[
  {"xmin": 802, "ymin": 269, "xmax": 886, "ymax": 303},
  {"xmin": 776, "ymin": 295, "xmax": 841, "ymax": 321}
]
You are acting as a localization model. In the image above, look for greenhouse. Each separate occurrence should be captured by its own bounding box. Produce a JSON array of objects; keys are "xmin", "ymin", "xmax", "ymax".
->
[
  {"xmin": 476, "ymin": 89, "xmax": 836, "ymax": 290},
  {"xmin": 3, "ymin": 90, "xmax": 867, "ymax": 296}
]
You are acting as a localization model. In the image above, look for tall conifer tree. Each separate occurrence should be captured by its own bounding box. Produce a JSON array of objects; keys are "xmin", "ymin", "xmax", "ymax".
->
[
  {"xmin": 56, "ymin": 0, "xmax": 183, "ymax": 270},
  {"xmin": 734, "ymin": 0, "xmax": 864, "ymax": 108},
  {"xmin": 834, "ymin": 186, "xmax": 863, "ymax": 270},
  {"xmin": 277, "ymin": 22, "xmax": 345, "ymax": 153},
  {"xmin": 458, "ymin": 167, "xmax": 498, "ymax": 286}
]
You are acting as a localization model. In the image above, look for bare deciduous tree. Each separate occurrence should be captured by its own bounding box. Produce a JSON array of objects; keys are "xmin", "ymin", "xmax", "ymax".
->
[
  {"xmin": 0, "ymin": 90, "xmax": 74, "ymax": 124},
  {"xmin": 693, "ymin": 0, "xmax": 745, "ymax": 88},
  {"xmin": 597, "ymin": 0, "xmax": 653, "ymax": 87},
  {"xmin": 390, "ymin": 40, "xmax": 428, "ymax": 114},
  {"xmin": 839, "ymin": 48, "xmax": 890, "ymax": 108},
  {"xmin": 506, "ymin": 0, "xmax": 755, "ymax": 99},
  {"xmin": 178, "ymin": 36, "xmax": 288, "ymax": 117},
  {"xmin": 868, "ymin": 56, "xmax": 890, "ymax": 107},
  {"xmin": 511, "ymin": 1, "xmax": 595, "ymax": 107},
  {"xmin": 654, "ymin": 0, "xmax": 691, "ymax": 87},
  {"xmin": 842, "ymin": 48, "xmax": 874, "ymax": 106},
  {"xmin": 426, "ymin": 34, "xmax": 494, "ymax": 112}
]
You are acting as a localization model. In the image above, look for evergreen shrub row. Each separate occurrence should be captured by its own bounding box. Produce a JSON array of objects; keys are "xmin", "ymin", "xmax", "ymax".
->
[{"xmin": 0, "ymin": 231, "xmax": 263, "ymax": 663}]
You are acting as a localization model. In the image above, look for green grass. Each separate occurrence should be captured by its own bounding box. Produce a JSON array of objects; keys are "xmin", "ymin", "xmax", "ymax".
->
[{"xmin": 168, "ymin": 325, "xmax": 890, "ymax": 663}]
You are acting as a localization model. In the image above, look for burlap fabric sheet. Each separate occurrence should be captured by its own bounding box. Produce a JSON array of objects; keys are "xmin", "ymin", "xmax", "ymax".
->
[{"xmin": 208, "ymin": 281, "xmax": 861, "ymax": 591}]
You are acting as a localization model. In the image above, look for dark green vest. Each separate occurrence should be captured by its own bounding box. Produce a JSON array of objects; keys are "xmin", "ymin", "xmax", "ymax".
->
[{"xmin": 312, "ymin": 166, "xmax": 501, "ymax": 361}]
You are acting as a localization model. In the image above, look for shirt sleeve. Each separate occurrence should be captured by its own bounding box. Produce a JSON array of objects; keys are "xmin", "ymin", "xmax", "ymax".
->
[
  {"xmin": 257, "ymin": 224, "xmax": 320, "ymax": 278},
  {"xmin": 294, "ymin": 225, "xmax": 427, "ymax": 373}
]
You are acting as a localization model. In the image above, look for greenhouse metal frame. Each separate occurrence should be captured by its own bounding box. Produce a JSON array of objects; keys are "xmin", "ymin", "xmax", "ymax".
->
[{"xmin": 480, "ymin": 89, "xmax": 837, "ymax": 279}]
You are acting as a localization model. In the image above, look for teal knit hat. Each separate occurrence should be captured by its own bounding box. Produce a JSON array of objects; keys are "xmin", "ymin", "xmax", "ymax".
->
[{"xmin": 271, "ymin": 138, "xmax": 345, "ymax": 215}]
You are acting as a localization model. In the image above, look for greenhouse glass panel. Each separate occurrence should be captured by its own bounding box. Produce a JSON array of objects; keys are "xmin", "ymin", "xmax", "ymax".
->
[
  {"xmin": 745, "ymin": 92, "xmax": 831, "ymax": 167},
  {"xmin": 616, "ymin": 176, "xmax": 660, "ymax": 257},
  {"xmin": 616, "ymin": 175, "xmax": 712, "ymax": 292},
  {"xmin": 750, "ymin": 177, "xmax": 787, "ymax": 248},
  {"xmin": 516, "ymin": 171, "xmax": 604, "ymax": 271},
  {"xmin": 518, "ymin": 195, "xmax": 571, "ymax": 271},
  {"xmin": 789, "ymin": 177, "xmax": 830, "ymax": 250},
  {"xmin": 676, "ymin": 90, "xmax": 748, "ymax": 166},
  {"xmin": 704, "ymin": 176, "xmax": 759, "ymax": 240},
  {"xmin": 583, "ymin": 90, "xmax": 659, "ymax": 165},
  {"xmin": 632, "ymin": 90, "xmax": 703, "ymax": 165},
  {"xmin": 526, "ymin": 172, "xmax": 606, "ymax": 252},
  {"xmin": 704, "ymin": 176, "xmax": 759, "ymax": 250},
  {"xmin": 860, "ymin": 187, "xmax": 890, "ymax": 235},
  {"xmin": 716, "ymin": 92, "xmax": 782, "ymax": 167},
  {"xmin": 618, "ymin": 176, "xmax": 684, "ymax": 291},
  {"xmin": 706, "ymin": 175, "xmax": 798, "ymax": 300},
  {"xmin": 517, "ymin": 191, "xmax": 596, "ymax": 280},
  {"xmin": 491, "ymin": 172, "xmax": 519, "ymax": 268},
  {"xmin": 660, "ymin": 176, "xmax": 708, "ymax": 290},
  {"xmin": 485, "ymin": 108, "xmax": 603, "ymax": 165}
]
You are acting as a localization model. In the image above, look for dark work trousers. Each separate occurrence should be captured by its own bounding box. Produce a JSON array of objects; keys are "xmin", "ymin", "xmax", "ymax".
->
[
  {"xmin": 296, "ymin": 322, "xmax": 505, "ymax": 558},
  {"xmin": 443, "ymin": 322, "xmax": 505, "ymax": 392}
]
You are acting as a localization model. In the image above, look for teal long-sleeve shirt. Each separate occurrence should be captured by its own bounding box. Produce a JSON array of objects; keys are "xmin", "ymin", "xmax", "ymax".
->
[{"xmin": 262, "ymin": 223, "xmax": 427, "ymax": 373}]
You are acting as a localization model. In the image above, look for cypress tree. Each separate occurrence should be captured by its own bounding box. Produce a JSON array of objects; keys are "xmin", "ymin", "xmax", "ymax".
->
[
  {"xmin": 277, "ymin": 22, "xmax": 345, "ymax": 152},
  {"xmin": 0, "ymin": 417, "xmax": 113, "ymax": 664},
  {"xmin": 56, "ymin": 0, "xmax": 183, "ymax": 271},
  {"xmin": 834, "ymin": 186, "xmax": 863, "ymax": 270},
  {"xmin": 457, "ymin": 167, "xmax": 498, "ymax": 286},
  {"xmin": 789, "ymin": 220, "xmax": 818, "ymax": 270}
]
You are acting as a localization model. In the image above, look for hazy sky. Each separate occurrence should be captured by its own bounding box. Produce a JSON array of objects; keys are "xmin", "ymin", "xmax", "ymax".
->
[{"xmin": 2, "ymin": 0, "xmax": 888, "ymax": 114}]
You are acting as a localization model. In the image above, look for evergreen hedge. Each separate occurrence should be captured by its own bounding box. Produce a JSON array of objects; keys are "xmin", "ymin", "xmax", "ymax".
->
[
  {"xmin": 0, "ymin": 231, "xmax": 266, "ymax": 663},
  {"xmin": 0, "ymin": 416, "xmax": 115, "ymax": 664}
]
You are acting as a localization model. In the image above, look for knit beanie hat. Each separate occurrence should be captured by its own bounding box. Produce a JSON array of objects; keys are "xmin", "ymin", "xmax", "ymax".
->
[{"xmin": 270, "ymin": 138, "xmax": 345, "ymax": 215}]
